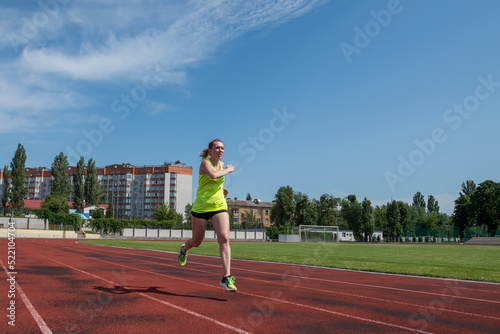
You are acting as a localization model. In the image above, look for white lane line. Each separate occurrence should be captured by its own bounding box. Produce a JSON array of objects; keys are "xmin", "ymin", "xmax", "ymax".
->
[
  {"xmin": 78, "ymin": 241, "xmax": 500, "ymax": 287},
  {"xmin": 42, "ymin": 256, "xmax": 250, "ymax": 334},
  {"xmin": 106, "ymin": 254, "xmax": 500, "ymax": 322},
  {"xmin": 89, "ymin": 257, "xmax": 434, "ymax": 333},
  {"xmin": 88, "ymin": 244, "xmax": 500, "ymax": 305},
  {"xmin": 0, "ymin": 259, "xmax": 53, "ymax": 334},
  {"xmin": 244, "ymin": 276, "xmax": 500, "ymax": 322}
]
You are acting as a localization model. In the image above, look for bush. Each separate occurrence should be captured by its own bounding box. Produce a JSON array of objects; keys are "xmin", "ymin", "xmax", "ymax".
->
[
  {"xmin": 92, "ymin": 208, "xmax": 105, "ymax": 219},
  {"xmin": 266, "ymin": 226, "xmax": 280, "ymax": 240},
  {"xmin": 66, "ymin": 213, "xmax": 82, "ymax": 230},
  {"xmin": 88, "ymin": 218, "xmax": 184, "ymax": 234},
  {"xmin": 1, "ymin": 207, "xmax": 12, "ymax": 216},
  {"xmin": 47, "ymin": 213, "xmax": 81, "ymax": 230},
  {"xmin": 90, "ymin": 218, "xmax": 125, "ymax": 233},
  {"xmin": 418, "ymin": 237, "xmax": 423, "ymax": 243}
]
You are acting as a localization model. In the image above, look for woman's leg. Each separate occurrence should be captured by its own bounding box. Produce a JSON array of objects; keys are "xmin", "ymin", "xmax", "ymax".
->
[
  {"xmin": 182, "ymin": 215, "xmax": 208, "ymax": 253},
  {"xmin": 211, "ymin": 212, "xmax": 231, "ymax": 276}
]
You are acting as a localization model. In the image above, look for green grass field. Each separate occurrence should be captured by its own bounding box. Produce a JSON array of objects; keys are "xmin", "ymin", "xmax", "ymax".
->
[{"xmin": 79, "ymin": 240, "xmax": 500, "ymax": 283}]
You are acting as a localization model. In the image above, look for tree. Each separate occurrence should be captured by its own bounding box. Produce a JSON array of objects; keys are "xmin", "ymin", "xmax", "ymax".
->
[
  {"xmin": 397, "ymin": 201, "xmax": 410, "ymax": 230},
  {"xmin": 437, "ymin": 213, "xmax": 452, "ymax": 228},
  {"xmin": 10, "ymin": 144, "xmax": 28, "ymax": 213},
  {"xmin": 51, "ymin": 152, "xmax": 71, "ymax": 198},
  {"xmin": 373, "ymin": 205, "xmax": 388, "ymax": 230},
  {"xmin": 241, "ymin": 210, "xmax": 258, "ymax": 229},
  {"xmin": 413, "ymin": 192, "xmax": 426, "ymax": 209},
  {"xmin": 92, "ymin": 208, "xmax": 104, "ymax": 219},
  {"xmin": 73, "ymin": 156, "xmax": 86, "ymax": 209},
  {"xmin": 422, "ymin": 211, "xmax": 439, "ymax": 229},
  {"xmin": 453, "ymin": 194, "xmax": 472, "ymax": 240},
  {"xmin": 153, "ymin": 203, "xmax": 170, "ymax": 221},
  {"xmin": 2, "ymin": 165, "xmax": 11, "ymax": 209},
  {"xmin": 184, "ymin": 203, "xmax": 192, "ymax": 224},
  {"xmin": 386, "ymin": 200, "xmax": 402, "ymax": 241},
  {"xmin": 153, "ymin": 203, "xmax": 182, "ymax": 222},
  {"xmin": 341, "ymin": 195, "xmax": 362, "ymax": 240},
  {"xmin": 266, "ymin": 225, "xmax": 280, "ymax": 240},
  {"xmin": 316, "ymin": 194, "xmax": 340, "ymax": 226},
  {"xmin": 246, "ymin": 193, "xmax": 252, "ymax": 201},
  {"xmin": 471, "ymin": 180, "xmax": 500, "ymax": 237},
  {"xmin": 427, "ymin": 195, "xmax": 439, "ymax": 213},
  {"xmin": 41, "ymin": 193, "xmax": 70, "ymax": 215},
  {"xmin": 105, "ymin": 202, "xmax": 114, "ymax": 219},
  {"xmin": 361, "ymin": 198, "xmax": 374, "ymax": 241},
  {"xmin": 460, "ymin": 180, "xmax": 476, "ymax": 197},
  {"xmin": 409, "ymin": 203, "xmax": 426, "ymax": 229},
  {"xmin": 36, "ymin": 193, "xmax": 70, "ymax": 220},
  {"xmin": 270, "ymin": 186, "xmax": 295, "ymax": 230},
  {"xmin": 84, "ymin": 158, "xmax": 100, "ymax": 205},
  {"xmin": 294, "ymin": 193, "xmax": 318, "ymax": 226}
]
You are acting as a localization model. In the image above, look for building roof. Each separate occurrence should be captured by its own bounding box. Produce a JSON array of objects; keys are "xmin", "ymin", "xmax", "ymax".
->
[
  {"xmin": 226, "ymin": 198, "xmax": 274, "ymax": 208},
  {"xmin": 24, "ymin": 199, "xmax": 44, "ymax": 210},
  {"xmin": 5, "ymin": 199, "xmax": 71, "ymax": 210},
  {"xmin": 5, "ymin": 200, "xmax": 107, "ymax": 210},
  {"xmin": 80, "ymin": 204, "xmax": 108, "ymax": 210}
]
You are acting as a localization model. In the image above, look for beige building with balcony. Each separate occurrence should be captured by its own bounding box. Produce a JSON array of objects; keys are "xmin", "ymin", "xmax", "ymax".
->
[{"xmin": 226, "ymin": 198, "xmax": 274, "ymax": 228}]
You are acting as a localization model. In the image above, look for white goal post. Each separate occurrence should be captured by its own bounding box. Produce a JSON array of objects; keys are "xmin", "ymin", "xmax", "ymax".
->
[{"xmin": 298, "ymin": 225, "xmax": 340, "ymax": 243}]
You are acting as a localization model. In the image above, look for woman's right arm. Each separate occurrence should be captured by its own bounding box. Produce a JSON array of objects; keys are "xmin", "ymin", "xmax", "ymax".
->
[{"xmin": 200, "ymin": 160, "xmax": 235, "ymax": 179}]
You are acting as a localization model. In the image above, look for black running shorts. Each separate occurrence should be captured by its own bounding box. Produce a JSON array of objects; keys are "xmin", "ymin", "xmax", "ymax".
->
[{"xmin": 191, "ymin": 210, "xmax": 228, "ymax": 220}]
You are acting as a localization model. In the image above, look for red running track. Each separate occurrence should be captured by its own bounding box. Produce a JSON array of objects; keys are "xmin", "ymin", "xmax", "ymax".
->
[{"xmin": 1, "ymin": 239, "xmax": 499, "ymax": 333}]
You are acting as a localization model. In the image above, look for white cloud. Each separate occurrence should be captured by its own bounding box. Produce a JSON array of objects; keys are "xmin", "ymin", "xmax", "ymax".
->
[
  {"xmin": 141, "ymin": 101, "xmax": 171, "ymax": 116},
  {"xmin": 0, "ymin": 0, "xmax": 325, "ymax": 134},
  {"xmin": 0, "ymin": 71, "xmax": 96, "ymax": 134},
  {"xmin": 0, "ymin": 3, "xmax": 68, "ymax": 53},
  {"xmin": 18, "ymin": 0, "xmax": 325, "ymax": 80},
  {"xmin": 434, "ymin": 193, "xmax": 458, "ymax": 215}
]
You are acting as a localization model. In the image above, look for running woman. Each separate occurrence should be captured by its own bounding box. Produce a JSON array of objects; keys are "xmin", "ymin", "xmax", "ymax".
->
[{"xmin": 178, "ymin": 139, "xmax": 237, "ymax": 291}]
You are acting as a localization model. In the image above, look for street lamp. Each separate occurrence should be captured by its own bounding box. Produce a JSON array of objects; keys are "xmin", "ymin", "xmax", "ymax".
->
[{"xmin": 335, "ymin": 203, "xmax": 340, "ymax": 243}]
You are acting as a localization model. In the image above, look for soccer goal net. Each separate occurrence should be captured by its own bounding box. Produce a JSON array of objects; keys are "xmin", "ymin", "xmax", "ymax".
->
[{"xmin": 298, "ymin": 225, "xmax": 340, "ymax": 243}]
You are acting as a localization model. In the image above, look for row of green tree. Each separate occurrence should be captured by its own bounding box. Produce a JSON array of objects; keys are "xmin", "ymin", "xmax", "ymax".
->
[
  {"xmin": 38, "ymin": 198, "xmax": 184, "ymax": 233},
  {"xmin": 1, "ymin": 144, "xmax": 106, "ymax": 215},
  {"xmin": 452, "ymin": 180, "xmax": 500, "ymax": 238},
  {"xmin": 269, "ymin": 180, "xmax": 500, "ymax": 241}
]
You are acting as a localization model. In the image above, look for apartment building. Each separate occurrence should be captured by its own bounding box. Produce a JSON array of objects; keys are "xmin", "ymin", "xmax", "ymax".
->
[
  {"xmin": 100, "ymin": 162, "xmax": 192, "ymax": 219},
  {"xmin": 25, "ymin": 167, "xmax": 54, "ymax": 200},
  {"xmin": 226, "ymin": 198, "xmax": 274, "ymax": 227},
  {"xmin": 0, "ymin": 162, "xmax": 192, "ymax": 220}
]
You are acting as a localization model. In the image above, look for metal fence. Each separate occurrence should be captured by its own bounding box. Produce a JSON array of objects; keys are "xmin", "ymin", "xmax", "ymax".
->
[{"xmin": 402, "ymin": 226, "xmax": 499, "ymax": 242}]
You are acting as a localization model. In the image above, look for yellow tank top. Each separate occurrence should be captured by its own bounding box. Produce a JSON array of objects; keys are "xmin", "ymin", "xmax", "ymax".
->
[{"xmin": 191, "ymin": 159, "xmax": 227, "ymax": 213}]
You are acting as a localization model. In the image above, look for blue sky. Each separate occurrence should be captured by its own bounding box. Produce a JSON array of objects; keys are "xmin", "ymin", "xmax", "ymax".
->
[{"xmin": 1, "ymin": 0, "xmax": 500, "ymax": 214}]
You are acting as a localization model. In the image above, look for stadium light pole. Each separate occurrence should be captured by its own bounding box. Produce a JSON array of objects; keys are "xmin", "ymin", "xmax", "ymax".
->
[{"xmin": 335, "ymin": 203, "xmax": 340, "ymax": 243}]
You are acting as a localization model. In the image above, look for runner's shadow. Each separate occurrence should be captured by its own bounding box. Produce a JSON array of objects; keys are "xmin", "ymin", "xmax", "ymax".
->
[{"xmin": 93, "ymin": 286, "xmax": 228, "ymax": 302}]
